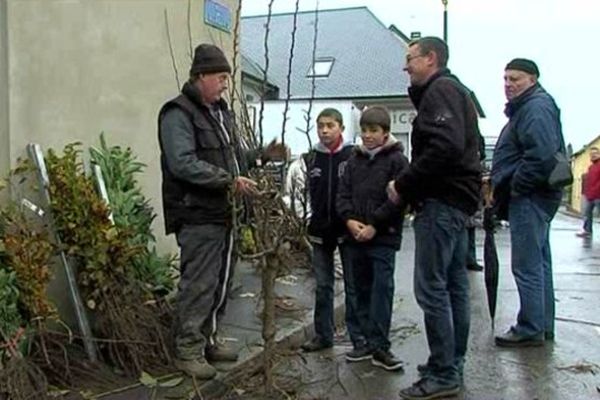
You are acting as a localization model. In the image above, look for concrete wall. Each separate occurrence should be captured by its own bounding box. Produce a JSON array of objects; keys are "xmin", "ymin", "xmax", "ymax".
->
[
  {"xmin": 0, "ymin": 0, "xmax": 240, "ymax": 252},
  {"xmin": 0, "ymin": 0, "xmax": 9, "ymax": 203}
]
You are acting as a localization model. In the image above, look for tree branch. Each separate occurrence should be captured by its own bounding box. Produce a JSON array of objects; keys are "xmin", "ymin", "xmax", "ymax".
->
[
  {"xmin": 280, "ymin": 0, "xmax": 301, "ymax": 153},
  {"xmin": 258, "ymin": 0, "xmax": 276, "ymax": 149},
  {"xmin": 163, "ymin": 8, "xmax": 181, "ymax": 90}
]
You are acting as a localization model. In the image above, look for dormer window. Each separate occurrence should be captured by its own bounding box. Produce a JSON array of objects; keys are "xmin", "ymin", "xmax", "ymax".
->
[{"xmin": 307, "ymin": 57, "xmax": 335, "ymax": 78}]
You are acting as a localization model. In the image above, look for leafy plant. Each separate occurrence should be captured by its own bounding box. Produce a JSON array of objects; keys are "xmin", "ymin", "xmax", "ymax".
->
[
  {"xmin": 0, "ymin": 266, "xmax": 23, "ymax": 343},
  {"xmin": 139, "ymin": 371, "xmax": 183, "ymax": 400},
  {"xmin": 1, "ymin": 165, "xmax": 55, "ymax": 323},
  {"xmin": 0, "ymin": 168, "xmax": 50, "ymax": 398},
  {"xmin": 1, "ymin": 207, "xmax": 55, "ymax": 321},
  {"xmin": 89, "ymin": 133, "xmax": 177, "ymax": 295},
  {"xmin": 44, "ymin": 143, "xmax": 171, "ymax": 376},
  {"xmin": 45, "ymin": 143, "xmax": 140, "ymax": 307}
]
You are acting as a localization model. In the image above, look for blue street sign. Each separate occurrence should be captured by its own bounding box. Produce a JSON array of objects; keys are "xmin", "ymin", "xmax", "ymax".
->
[{"xmin": 204, "ymin": 0, "xmax": 232, "ymax": 33}]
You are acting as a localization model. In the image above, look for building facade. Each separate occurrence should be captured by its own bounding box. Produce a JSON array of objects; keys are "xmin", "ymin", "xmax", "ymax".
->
[
  {"xmin": 0, "ymin": 0, "xmax": 240, "ymax": 252},
  {"xmin": 241, "ymin": 7, "xmax": 413, "ymax": 156}
]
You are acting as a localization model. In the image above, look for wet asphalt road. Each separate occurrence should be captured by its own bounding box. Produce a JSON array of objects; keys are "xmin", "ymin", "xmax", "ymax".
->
[{"xmin": 283, "ymin": 210, "xmax": 600, "ymax": 400}]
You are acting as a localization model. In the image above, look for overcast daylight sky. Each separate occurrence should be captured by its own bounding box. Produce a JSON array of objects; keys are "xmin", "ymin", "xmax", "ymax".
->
[{"xmin": 241, "ymin": 0, "xmax": 600, "ymax": 151}]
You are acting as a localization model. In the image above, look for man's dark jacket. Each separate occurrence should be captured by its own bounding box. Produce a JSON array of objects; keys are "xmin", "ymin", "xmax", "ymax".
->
[
  {"xmin": 394, "ymin": 68, "xmax": 482, "ymax": 215},
  {"xmin": 158, "ymin": 81, "xmax": 252, "ymax": 234},
  {"xmin": 491, "ymin": 83, "xmax": 563, "ymax": 220},
  {"xmin": 304, "ymin": 142, "xmax": 354, "ymax": 242},
  {"xmin": 337, "ymin": 136, "xmax": 409, "ymax": 249}
]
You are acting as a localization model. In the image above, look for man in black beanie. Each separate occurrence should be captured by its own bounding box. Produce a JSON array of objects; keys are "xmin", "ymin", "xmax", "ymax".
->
[
  {"xmin": 157, "ymin": 43, "xmax": 258, "ymax": 379},
  {"xmin": 491, "ymin": 58, "xmax": 566, "ymax": 347}
]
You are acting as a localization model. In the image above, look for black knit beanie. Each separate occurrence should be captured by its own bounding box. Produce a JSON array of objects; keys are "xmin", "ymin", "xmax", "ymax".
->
[
  {"xmin": 505, "ymin": 58, "xmax": 539, "ymax": 78},
  {"xmin": 190, "ymin": 44, "xmax": 232, "ymax": 75}
]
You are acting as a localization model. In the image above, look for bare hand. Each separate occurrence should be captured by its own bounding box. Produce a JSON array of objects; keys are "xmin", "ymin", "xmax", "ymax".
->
[
  {"xmin": 387, "ymin": 181, "xmax": 400, "ymax": 204},
  {"xmin": 346, "ymin": 219, "xmax": 366, "ymax": 238},
  {"xmin": 234, "ymin": 176, "xmax": 258, "ymax": 196},
  {"xmin": 356, "ymin": 224, "xmax": 376, "ymax": 242}
]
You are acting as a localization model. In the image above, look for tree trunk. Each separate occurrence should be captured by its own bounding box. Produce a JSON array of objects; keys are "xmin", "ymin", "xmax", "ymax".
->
[{"xmin": 261, "ymin": 254, "xmax": 277, "ymax": 396}]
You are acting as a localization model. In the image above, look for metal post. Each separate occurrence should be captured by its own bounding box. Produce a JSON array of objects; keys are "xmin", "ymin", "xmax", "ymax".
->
[
  {"xmin": 442, "ymin": 0, "xmax": 448, "ymax": 43},
  {"xmin": 92, "ymin": 164, "xmax": 114, "ymax": 224},
  {"xmin": 27, "ymin": 143, "xmax": 98, "ymax": 362}
]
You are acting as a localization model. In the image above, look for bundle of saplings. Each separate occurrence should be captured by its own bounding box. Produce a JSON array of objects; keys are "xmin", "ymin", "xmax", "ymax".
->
[
  {"xmin": 0, "ymin": 176, "xmax": 53, "ymax": 399},
  {"xmin": 44, "ymin": 143, "xmax": 171, "ymax": 377},
  {"xmin": 89, "ymin": 133, "xmax": 177, "ymax": 297}
]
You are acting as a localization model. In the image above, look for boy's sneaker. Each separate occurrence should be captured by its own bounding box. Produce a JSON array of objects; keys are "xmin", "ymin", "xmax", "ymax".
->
[
  {"xmin": 371, "ymin": 349, "xmax": 404, "ymax": 371},
  {"xmin": 345, "ymin": 345, "xmax": 373, "ymax": 362},
  {"xmin": 576, "ymin": 230, "xmax": 591, "ymax": 238}
]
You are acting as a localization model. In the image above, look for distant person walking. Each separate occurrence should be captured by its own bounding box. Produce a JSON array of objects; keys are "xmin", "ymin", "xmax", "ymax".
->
[{"xmin": 577, "ymin": 146, "xmax": 600, "ymax": 237}]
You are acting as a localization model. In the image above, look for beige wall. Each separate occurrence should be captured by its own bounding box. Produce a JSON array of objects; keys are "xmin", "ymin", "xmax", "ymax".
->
[
  {"xmin": 0, "ymin": 0, "xmax": 9, "ymax": 203},
  {"xmin": 1, "ymin": 0, "xmax": 240, "ymax": 252}
]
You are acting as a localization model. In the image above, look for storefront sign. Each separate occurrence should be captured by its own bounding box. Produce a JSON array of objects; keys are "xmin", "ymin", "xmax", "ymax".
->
[{"xmin": 390, "ymin": 110, "xmax": 417, "ymax": 132}]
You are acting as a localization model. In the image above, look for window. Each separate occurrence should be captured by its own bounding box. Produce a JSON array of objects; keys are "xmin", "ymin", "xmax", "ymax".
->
[{"xmin": 307, "ymin": 57, "xmax": 335, "ymax": 78}]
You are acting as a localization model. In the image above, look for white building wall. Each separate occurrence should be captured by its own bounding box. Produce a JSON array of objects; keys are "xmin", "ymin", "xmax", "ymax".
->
[
  {"xmin": 249, "ymin": 99, "xmax": 418, "ymax": 158},
  {"xmin": 249, "ymin": 99, "xmax": 358, "ymax": 156}
]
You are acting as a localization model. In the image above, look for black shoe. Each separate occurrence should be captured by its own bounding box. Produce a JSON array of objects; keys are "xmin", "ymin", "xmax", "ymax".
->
[
  {"xmin": 300, "ymin": 337, "xmax": 332, "ymax": 352},
  {"xmin": 495, "ymin": 328, "xmax": 544, "ymax": 348},
  {"xmin": 417, "ymin": 363, "xmax": 431, "ymax": 376},
  {"xmin": 545, "ymin": 331, "xmax": 555, "ymax": 341},
  {"xmin": 206, "ymin": 344, "xmax": 239, "ymax": 362},
  {"xmin": 466, "ymin": 263, "xmax": 483, "ymax": 271},
  {"xmin": 345, "ymin": 345, "xmax": 373, "ymax": 362},
  {"xmin": 371, "ymin": 349, "xmax": 404, "ymax": 371},
  {"xmin": 399, "ymin": 378, "xmax": 460, "ymax": 399}
]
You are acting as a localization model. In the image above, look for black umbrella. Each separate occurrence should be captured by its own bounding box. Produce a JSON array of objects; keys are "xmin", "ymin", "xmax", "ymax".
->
[{"xmin": 483, "ymin": 206, "xmax": 499, "ymax": 330}]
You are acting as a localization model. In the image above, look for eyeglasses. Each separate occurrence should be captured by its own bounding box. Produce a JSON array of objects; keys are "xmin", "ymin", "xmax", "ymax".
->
[{"xmin": 405, "ymin": 54, "xmax": 426, "ymax": 64}]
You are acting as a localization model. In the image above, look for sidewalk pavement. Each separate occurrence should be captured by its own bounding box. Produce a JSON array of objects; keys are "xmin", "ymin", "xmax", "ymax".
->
[
  {"xmin": 97, "ymin": 260, "xmax": 344, "ymax": 400},
  {"xmin": 88, "ymin": 209, "xmax": 600, "ymax": 399}
]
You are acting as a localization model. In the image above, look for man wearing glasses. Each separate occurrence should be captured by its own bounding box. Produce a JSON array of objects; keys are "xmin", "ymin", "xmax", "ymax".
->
[{"xmin": 388, "ymin": 36, "xmax": 481, "ymax": 399}]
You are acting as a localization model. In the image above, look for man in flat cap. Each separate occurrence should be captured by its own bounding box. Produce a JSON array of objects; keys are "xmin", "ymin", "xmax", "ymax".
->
[
  {"xmin": 491, "ymin": 58, "xmax": 567, "ymax": 347},
  {"xmin": 157, "ymin": 44, "xmax": 260, "ymax": 378}
]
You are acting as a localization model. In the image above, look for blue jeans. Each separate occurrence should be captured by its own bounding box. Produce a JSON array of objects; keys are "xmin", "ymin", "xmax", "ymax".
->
[
  {"xmin": 312, "ymin": 241, "xmax": 363, "ymax": 346},
  {"xmin": 413, "ymin": 200, "xmax": 469, "ymax": 386},
  {"xmin": 582, "ymin": 198, "xmax": 600, "ymax": 234},
  {"xmin": 508, "ymin": 195, "xmax": 557, "ymax": 337},
  {"xmin": 341, "ymin": 243, "xmax": 397, "ymax": 351}
]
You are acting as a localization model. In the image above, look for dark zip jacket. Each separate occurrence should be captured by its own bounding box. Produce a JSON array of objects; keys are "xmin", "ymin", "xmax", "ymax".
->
[
  {"xmin": 491, "ymin": 84, "xmax": 563, "ymax": 220},
  {"xmin": 394, "ymin": 68, "xmax": 482, "ymax": 215},
  {"xmin": 304, "ymin": 142, "xmax": 354, "ymax": 242},
  {"xmin": 336, "ymin": 136, "xmax": 409, "ymax": 249},
  {"xmin": 158, "ymin": 81, "xmax": 253, "ymax": 234}
]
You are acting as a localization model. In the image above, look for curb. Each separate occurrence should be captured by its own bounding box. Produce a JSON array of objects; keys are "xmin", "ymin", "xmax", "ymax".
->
[
  {"xmin": 197, "ymin": 291, "xmax": 347, "ymax": 398},
  {"xmin": 96, "ymin": 283, "xmax": 347, "ymax": 400}
]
